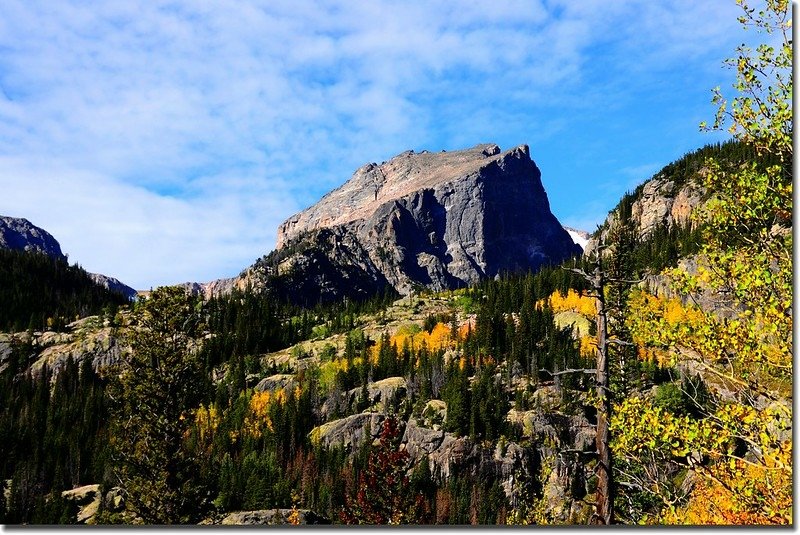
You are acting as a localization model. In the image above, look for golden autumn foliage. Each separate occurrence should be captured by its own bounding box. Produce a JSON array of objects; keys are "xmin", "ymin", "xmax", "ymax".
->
[
  {"xmin": 370, "ymin": 321, "xmax": 463, "ymax": 364},
  {"xmin": 662, "ymin": 431, "xmax": 792, "ymax": 525},
  {"xmin": 193, "ymin": 404, "xmax": 220, "ymax": 443},
  {"xmin": 241, "ymin": 389, "xmax": 290, "ymax": 439},
  {"xmin": 611, "ymin": 395, "xmax": 792, "ymax": 525},
  {"xmin": 578, "ymin": 336, "xmax": 595, "ymax": 358},
  {"xmin": 538, "ymin": 289, "xmax": 596, "ymax": 317},
  {"xmin": 623, "ymin": 283, "xmax": 792, "ymax": 525}
]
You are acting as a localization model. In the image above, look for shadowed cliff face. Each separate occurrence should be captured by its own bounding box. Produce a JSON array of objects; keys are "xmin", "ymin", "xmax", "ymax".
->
[
  {"xmin": 0, "ymin": 215, "xmax": 66, "ymax": 260},
  {"xmin": 258, "ymin": 144, "xmax": 580, "ymax": 302}
]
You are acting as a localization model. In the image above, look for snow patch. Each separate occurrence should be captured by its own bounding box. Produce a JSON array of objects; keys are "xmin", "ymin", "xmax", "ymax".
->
[{"xmin": 565, "ymin": 229, "xmax": 589, "ymax": 251}]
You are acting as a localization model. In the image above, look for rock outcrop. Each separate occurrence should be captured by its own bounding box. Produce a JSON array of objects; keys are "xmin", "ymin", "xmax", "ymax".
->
[
  {"xmin": 178, "ymin": 277, "xmax": 238, "ymax": 300},
  {"xmin": 254, "ymin": 373, "xmax": 296, "ymax": 394},
  {"xmin": 310, "ymin": 412, "xmax": 386, "ymax": 451},
  {"xmin": 0, "ymin": 215, "xmax": 65, "ymax": 259},
  {"xmin": 218, "ymin": 509, "xmax": 329, "ymax": 525},
  {"xmin": 584, "ymin": 173, "xmax": 704, "ymax": 258},
  {"xmin": 0, "ymin": 316, "xmax": 128, "ymax": 378},
  {"xmin": 61, "ymin": 484, "xmax": 102, "ymax": 524}
]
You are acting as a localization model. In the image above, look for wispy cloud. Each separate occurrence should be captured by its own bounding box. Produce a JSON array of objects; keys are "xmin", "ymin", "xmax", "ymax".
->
[{"xmin": 0, "ymin": 0, "xmax": 746, "ymax": 288}]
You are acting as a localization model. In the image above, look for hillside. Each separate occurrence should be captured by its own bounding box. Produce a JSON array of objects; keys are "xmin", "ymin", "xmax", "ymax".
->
[
  {"xmin": 0, "ymin": 216, "xmax": 137, "ymax": 332},
  {"xmin": 0, "ymin": 249, "xmax": 131, "ymax": 332}
]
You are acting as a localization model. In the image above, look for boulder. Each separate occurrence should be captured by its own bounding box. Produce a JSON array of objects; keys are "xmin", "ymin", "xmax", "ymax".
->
[
  {"xmin": 402, "ymin": 419, "xmax": 445, "ymax": 459},
  {"xmin": 219, "ymin": 509, "xmax": 328, "ymax": 525},
  {"xmin": 254, "ymin": 374, "xmax": 296, "ymax": 394},
  {"xmin": 61, "ymin": 484, "xmax": 101, "ymax": 524},
  {"xmin": 309, "ymin": 412, "xmax": 386, "ymax": 451}
]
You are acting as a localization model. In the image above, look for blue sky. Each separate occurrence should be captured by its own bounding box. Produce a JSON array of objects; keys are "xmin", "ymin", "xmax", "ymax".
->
[{"xmin": 0, "ymin": 0, "xmax": 754, "ymax": 289}]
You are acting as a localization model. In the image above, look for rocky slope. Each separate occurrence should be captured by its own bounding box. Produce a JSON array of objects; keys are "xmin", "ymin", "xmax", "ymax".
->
[
  {"xmin": 88, "ymin": 273, "xmax": 138, "ymax": 301},
  {"xmin": 584, "ymin": 176, "xmax": 704, "ymax": 257},
  {"xmin": 178, "ymin": 277, "xmax": 238, "ymax": 300},
  {"xmin": 582, "ymin": 141, "xmax": 768, "ymax": 258},
  {"xmin": 0, "ymin": 315, "xmax": 127, "ymax": 377},
  {"xmin": 239, "ymin": 144, "xmax": 580, "ymax": 303},
  {"xmin": 245, "ymin": 293, "xmax": 593, "ymax": 524}
]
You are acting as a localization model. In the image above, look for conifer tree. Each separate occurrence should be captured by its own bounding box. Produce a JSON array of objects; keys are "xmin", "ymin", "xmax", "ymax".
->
[{"xmin": 105, "ymin": 286, "xmax": 209, "ymax": 524}]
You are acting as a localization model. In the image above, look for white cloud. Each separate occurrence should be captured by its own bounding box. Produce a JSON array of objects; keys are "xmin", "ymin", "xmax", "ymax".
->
[{"xmin": 0, "ymin": 156, "xmax": 298, "ymax": 289}]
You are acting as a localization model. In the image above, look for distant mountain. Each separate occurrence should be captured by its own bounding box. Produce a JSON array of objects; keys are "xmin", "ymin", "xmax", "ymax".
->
[
  {"xmin": 225, "ymin": 143, "xmax": 581, "ymax": 305},
  {"xmin": 0, "ymin": 215, "xmax": 66, "ymax": 260},
  {"xmin": 0, "ymin": 215, "xmax": 137, "ymax": 302},
  {"xmin": 88, "ymin": 273, "xmax": 138, "ymax": 301},
  {"xmin": 177, "ymin": 278, "xmax": 238, "ymax": 301}
]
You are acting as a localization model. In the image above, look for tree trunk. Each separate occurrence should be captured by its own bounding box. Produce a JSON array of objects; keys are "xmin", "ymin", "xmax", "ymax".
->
[{"xmin": 592, "ymin": 266, "xmax": 613, "ymax": 525}]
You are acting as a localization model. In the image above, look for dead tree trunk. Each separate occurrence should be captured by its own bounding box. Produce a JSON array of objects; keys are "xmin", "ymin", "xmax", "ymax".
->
[
  {"xmin": 589, "ymin": 265, "xmax": 613, "ymax": 525},
  {"xmin": 563, "ymin": 257, "xmax": 625, "ymax": 524}
]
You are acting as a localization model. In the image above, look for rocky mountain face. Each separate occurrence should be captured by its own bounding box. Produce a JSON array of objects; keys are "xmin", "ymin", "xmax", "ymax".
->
[
  {"xmin": 178, "ymin": 277, "xmax": 238, "ymax": 301},
  {"xmin": 580, "ymin": 144, "xmax": 753, "ymax": 323},
  {"xmin": 584, "ymin": 170, "xmax": 704, "ymax": 258},
  {"xmin": 580, "ymin": 143, "xmax": 745, "ymax": 260},
  {"xmin": 244, "ymin": 144, "xmax": 580, "ymax": 303},
  {"xmin": 585, "ymin": 178, "xmax": 704, "ymax": 258},
  {"xmin": 88, "ymin": 273, "xmax": 138, "ymax": 301},
  {"xmin": 0, "ymin": 215, "xmax": 65, "ymax": 260}
]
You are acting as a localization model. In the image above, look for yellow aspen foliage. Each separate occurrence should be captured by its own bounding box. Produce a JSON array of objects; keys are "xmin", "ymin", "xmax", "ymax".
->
[
  {"xmin": 663, "ymin": 442, "xmax": 792, "ymax": 525},
  {"xmin": 242, "ymin": 389, "xmax": 288, "ymax": 439},
  {"xmin": 371, "ymin": 321, "xmax": 466, "ymax": 368},
  {"xmin": 193, "ymin": 404, "xmax": 219, "ymax": 443},
  {"xmin": 538, "ymin": 289, "xmax": 596, "ymax": 317},
  {"xmin": 579, "ymin": 336, "xmax": 596, "ymax": 358},
  {"xmin": 620, "ymin": 0, "xmax": 791, "ymax": 525},
  {"xmin": 612, "ymin": 393, "xmax": 792, "ymax": 525},
  {"xmin": 428, "ymin": 322, "xmax": 454, "ymax": 349}
]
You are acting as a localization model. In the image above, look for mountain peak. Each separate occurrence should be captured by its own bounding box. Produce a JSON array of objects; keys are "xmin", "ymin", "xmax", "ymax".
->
[
  {"xmin": 260, "ymin": 143, "xmax": 580, "ymax": 302},
  {"xmin": 277, "ymin": 144, "xmax": 532, "ymax": 249}
]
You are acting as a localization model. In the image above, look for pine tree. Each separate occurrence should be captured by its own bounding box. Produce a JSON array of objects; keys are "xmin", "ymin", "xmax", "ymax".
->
[{"xmin": 105, "ymin": 287, "xmax": 209, "ymax": 524}]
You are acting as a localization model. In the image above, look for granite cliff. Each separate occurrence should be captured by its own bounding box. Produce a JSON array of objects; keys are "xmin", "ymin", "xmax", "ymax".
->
[{"xmin": 246, "ymin": 143, "xmax": 580, "ymax": 304}]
